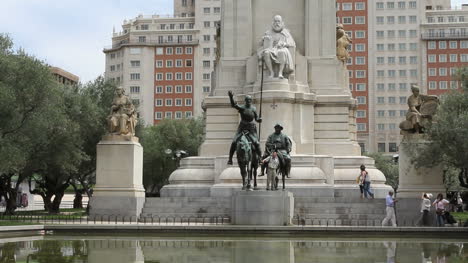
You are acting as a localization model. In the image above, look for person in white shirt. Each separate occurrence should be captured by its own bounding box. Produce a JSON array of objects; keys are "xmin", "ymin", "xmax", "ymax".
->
[
  {"xmin": 432, "ymin": 193, "xmax": 450, "ymax": 227},
  {"xmin": 262, "ymin": 151, "xmax": 280, "ymax": 190},
  {"xmin": 419, "ymin": 193, "xmax": 431, "ymax": 226}
]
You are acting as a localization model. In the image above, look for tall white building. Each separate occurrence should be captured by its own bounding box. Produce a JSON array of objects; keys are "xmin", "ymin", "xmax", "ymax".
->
[{"xmin": 366, "ymin": 0, "xmax": 450, "ymax": 153}]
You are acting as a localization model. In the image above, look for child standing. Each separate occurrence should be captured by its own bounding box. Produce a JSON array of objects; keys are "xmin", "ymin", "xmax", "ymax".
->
[{"xmin": 263, "ymin": 151, "xmax": 280, "ymax": 190}]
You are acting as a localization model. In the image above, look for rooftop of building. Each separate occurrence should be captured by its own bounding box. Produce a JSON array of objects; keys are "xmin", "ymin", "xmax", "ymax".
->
[{"xmin": 49, "ymin": 67, "xmax": 79, "ymax": 84}]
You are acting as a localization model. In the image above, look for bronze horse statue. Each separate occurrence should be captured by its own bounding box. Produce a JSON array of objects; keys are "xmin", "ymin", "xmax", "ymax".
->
[{"xmin": 236, "ymin": 131, "xmax": 259, "ymax": 190}]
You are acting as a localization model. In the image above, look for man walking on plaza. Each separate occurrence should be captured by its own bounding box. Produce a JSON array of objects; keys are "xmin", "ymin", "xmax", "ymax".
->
[{"xmin": 382, "ymin": 191, "xmax": 398, "ymax": 227}]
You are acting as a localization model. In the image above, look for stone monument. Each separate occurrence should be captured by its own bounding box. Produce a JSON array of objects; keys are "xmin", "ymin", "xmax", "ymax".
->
[
  {"xmin": 397, "ymin": 85, "xmax": 444, "ymax": 225},
  {"xmin": 161, "ymin": 0, "xmax": 391, "ymax": 201},
  {"xmin": 89, "ymin": 87, "xmax": 145, "ymax": 219}
]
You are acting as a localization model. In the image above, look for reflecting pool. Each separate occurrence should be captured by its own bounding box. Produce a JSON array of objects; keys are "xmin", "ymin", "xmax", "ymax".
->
[{"xmin": 1, "ymin": 234, "xmax": 467, "ymax": 263}]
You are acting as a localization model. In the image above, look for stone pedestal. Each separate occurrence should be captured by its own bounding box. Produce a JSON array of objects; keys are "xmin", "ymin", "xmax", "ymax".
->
[
  {"xmin": 231, "ymin": 191, "xmax": 294, "ymax": 225},
  {"xmin": 89, "ymin": 137, "xmax": 145, "ymax": 219},
  {"xmin": 398, "ymin": 134, "xmax": 445, "ymax": 198},
  {"xmin": 396, "ymin": 134, "xmax": 444, "ymax": 226}
]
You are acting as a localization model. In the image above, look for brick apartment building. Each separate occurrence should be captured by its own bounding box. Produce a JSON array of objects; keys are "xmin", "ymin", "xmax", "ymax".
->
[{"xmin": 336, "ymin": 0, "xmax": 369, "ymax": 154}]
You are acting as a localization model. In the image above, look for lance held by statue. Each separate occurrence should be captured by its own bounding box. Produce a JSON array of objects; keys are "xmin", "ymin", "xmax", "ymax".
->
[{"xmin": 260, "ymin": 124, "xmax": 292, "ymax": 190}]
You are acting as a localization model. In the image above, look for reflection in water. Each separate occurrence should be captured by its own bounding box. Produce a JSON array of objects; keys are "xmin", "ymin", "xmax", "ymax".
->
[{"xmin": 0, "ymin": 236, "xmax": 466, "ymax": 263}]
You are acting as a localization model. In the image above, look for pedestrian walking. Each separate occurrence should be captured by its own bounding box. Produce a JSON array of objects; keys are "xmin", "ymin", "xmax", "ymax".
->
[
  {"xmin": 356, "ymin": 169, "xmax": 364, "ymax": 198},
  {"xmin": 382, "ymin": 191, "xmax": 397, "ymax": 227},
  {"xmin": 262, "ymin": 151, "xmax": 280, "ymax": 191},
  {"xmin": 360, "ymin": 165, "xmax": 374, "ymax": 199},
  {"xmin": 456, "ymin": 193, "xmax": 464, "ymax": 212},
  {"xmin": 418, "ymin": 193, "xmax": 431, "ymax": 226},
  {"xmin": 432, "ymin": 193, "xmax": 449, "ymax": 227}
]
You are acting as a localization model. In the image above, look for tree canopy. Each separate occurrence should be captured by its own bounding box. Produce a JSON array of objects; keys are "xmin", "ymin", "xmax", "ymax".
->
[
  {"xmin": 140, "ymin": 118, "xmax": 204, "ymax": 195},
  {"xmin": 409, "ymin": 67, "xmax": 468, "ymax": 189}
]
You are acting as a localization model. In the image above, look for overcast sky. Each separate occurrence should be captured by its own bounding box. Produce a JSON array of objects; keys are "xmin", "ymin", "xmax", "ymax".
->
[
  {"xmin": 0, "ymin": 0, "xmax": 173, "ymax": 83},
  {"xmin": 0, "ymin": 0, "xmax": 467, "ymax": 83}
]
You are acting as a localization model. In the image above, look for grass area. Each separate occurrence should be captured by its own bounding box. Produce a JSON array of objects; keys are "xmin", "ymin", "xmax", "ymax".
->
[
  {"xmin": 451, "ymin": 212, "xmax": 468, "ymax": 221},
  {"xmin": 15, "ymin": 208, "xmax": 86, "ymax": 216},
  {"xmin": 0, "ymin": 208, "xmax": 87, "ymax": 221}
]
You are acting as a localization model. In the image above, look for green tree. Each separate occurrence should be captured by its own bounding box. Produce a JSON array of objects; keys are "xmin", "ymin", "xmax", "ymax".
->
[
  {"xmin": 141, "ymin": 118, "xmax": 204, "ymax": 195},
  {"xmin": 408, "ymin": 67, "xmax": 468, "ymax": 190},
  {"xmin": 0, "ymin": 33, "xmax": 64, "ymax": 214},
  {"xmin": 365, "ymin": 153, "xmax": 399, "ymax": 192}
]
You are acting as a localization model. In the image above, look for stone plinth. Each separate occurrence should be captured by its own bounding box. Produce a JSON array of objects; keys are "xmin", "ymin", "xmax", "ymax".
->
[
  {"xmin": 89, "ymin": 138, "xmax": 145, "ymax": 219},
  {"xmin": 231, "ymin": 191, "xmax": 294, "ymax": 225},
  {"xmin": 398, "ymin": 134, "xmax": 445, "ymax": 199},
  {"xmin": 396, "ymin": 134, "xmax": 445, "ymax": 226}
]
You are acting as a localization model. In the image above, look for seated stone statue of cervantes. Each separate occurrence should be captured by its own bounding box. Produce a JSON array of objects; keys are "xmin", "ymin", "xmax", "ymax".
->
[{"xmin": 257, "ymin": 15, "xmax": 296, "ymax": 79}]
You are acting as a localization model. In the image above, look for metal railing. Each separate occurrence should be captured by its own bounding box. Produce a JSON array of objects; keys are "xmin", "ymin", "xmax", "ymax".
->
[
  {"xmin": 0, "ymin": 213, "xmax": 231, "ymax": 226},
  {"xmin": 421, "ymin": 32, "xmax": 468, "ymax": 40},
  {"xmin": 292, "ymin": 215, "xmax": 468, "ymax": 227},
  {"xmin": 104, "ymin": 39, "xmax": 199, "ymax": 51}
]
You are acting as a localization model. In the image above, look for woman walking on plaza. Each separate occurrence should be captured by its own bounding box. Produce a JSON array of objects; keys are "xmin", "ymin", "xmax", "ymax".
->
[
  {"xmin": 360, "ymin": 165, "xmax": 374, "ymax": 199},
  {"xmin": 433, "ymin": 193, "xmax": 449, "ymax": 227}
]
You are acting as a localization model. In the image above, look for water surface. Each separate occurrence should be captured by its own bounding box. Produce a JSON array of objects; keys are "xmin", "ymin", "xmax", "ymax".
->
[{"xmin": 0, "ymin": 234, "xmax": 467, "ymax": 263}]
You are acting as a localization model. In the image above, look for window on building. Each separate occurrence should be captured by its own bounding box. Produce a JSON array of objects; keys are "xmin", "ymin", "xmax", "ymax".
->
[
  {"xmin": 166, "ymin": 60, "xmax": 173, "ymax": 68},
  {"xmin": 429, "ymin": 81, "xmax": 437, "ymax": 90},
  {"xmin": 175, "ymin": 47, "xmax": 183, "ymax": 54},
  {"xmin": 175, "ymin": 72, "xmax": 183, "ymax": 80},
  {"xmin": 387, "ymin": 2, "xmax": 395, "ymax": 9},
  {"xmin": 185, "ymin": 72, "xmax": 193, "ymax": 80},
  {"xmin": 388, "ymin": 110, "xmax": 396, "ymax": 117},
  {"xmin": 138, "ymin": 36, "xmax": 146, "ymax": 43},
  {"xmin": 203, "ymin": 73, "xmax": 211, "ymax": 80},
  {"xmin": 400, "ymin": 110, "xmax": 407, "ymax": 117},
  {"xmin": 388, "ymin": 57, "xmax": 395, "ymax": 64},
  {"xmin": 377, "ymin": 31, "xmax": 384, "ymax": 38},
  {"xmin": 214, "ymin": 7, "xmax": 221, "ymax": 13},
  {"xmin": 376, "ymin": 2, "xmax": 384, "ymax": 9},
  {"xmin": 399, "ymin": 43, "xmax": 406, "ymax": 50},
  {"xmin": 203, "ymin": 60, "xmax": 211, "ymax": 68},
  {"xmin": 155, "ymin": 112, "xmax": 163, "ymax": 120},
  {"xmin": 377, "ymin": 97, "xmax": 385, "ymax": 104},
  {"xmin": 398, "ymin": 30, "xmax": 406, "ymax": 38},
  {"xmin": 428, "ymin": 41, "xmax": 436, "ymax": 49},
  {"xmin": 356, "ymin": 96, "xmax": 366, "ymax": 104},
  {"xmin": 378, "ymin": 143, "xmax": 386, "ymax": 153},
  {"xmin": 439, "ymin": 68, "xmax": 447, "ymax": 76},
  {"xmin": 156, "ymin": 73, "xmax": 163, "ymax": 80},
  {"xmin": 410, "ymin": 43, "xmax": 418, "ymax": 50},
  {"xmin": 388, "ymin": 97, "xmax": 396, "ymax": 104},
  {"xmin": 130, "ymin": 73, "xmax": 140, "ymax": 80},
  {"xmin": 165, "ymin": 112, "xmax": 172, "ymax": 119},
  {"xmin": 356, "ymin": 44, "xmax": 365, "ymax": 52},
  {"xmin": 203, "ymin": 48, "xmax": 211, "ymax": 55},
  {"xmin": 357, "ymin": 123, "xmax": 366, "ymax": 131},
  {"xmin": 378, "ymin": 124, "xmax": 385, "ymax": 131},
  {"xmin": 377, "ymin": 70, "xmax": 385, "ymax": 77},
  {"xmin": 356, "ymin": 110, "xmax": 366, "ymax": 118},
  {"xmin": 356, "ymin": 83, "xmax": 366, "ymax": 91},
  {"xmin": 185, "ymin": 98, "xmax": 192, "ymax": 106},
  {"xmin": 185, "ymin": 60, "xmax": 192, "ymax": 67},
  {"xmin": 387, "ymin": 16, "xmax": 395, "ymax": 24},
  {"xmin": 342, "ymin": 17, "xmax": 352, "ymax": 24},
  {"xmin": 165, "ymin": 99, "xmax": 173, "ymax": 107},
  {"xmin": 398, "ymin": 56, "xmax": 406, "ymax": 64},
  {"xmin": 410, "ymin": 70, "xmax": 418, "ymax": 77},
  {"xmin": 131, "ymin": 60, "xmax": 141, "ymax": 67},
  {"xmin": 185, "ymin": 85, "xmax": 192, "ymax": 93},
  {"xmin": 439, "ymin": 41, "xmax": 447, "ymax": 49},
  {"xmin": 409, "ymin": 1, "xmax": 416, "ymax": 8},
  {"xmin": 204, "ymin": 7, "xmax": 210, "ymax": 14},
  {"xmin": 377, "ymin": 57, "xmax": 384, "ymax": 64},
  {"xmin": 166, "ymin": 73, "xmax": 173, "ymax": 80},
  {"xmin": 175, "ymin": 99, "xmax": 183, "ymax": 106},
  {"xmin": 342, "ymin": 3, "xmax": 352, "ymax": 10},
  {"xmin": 185, "ymin": 47, "xmax": 193, "ymax": 54},
  {"xmin": 377, "ymin": 83, "xmax": 385, "ymax": 91},
  {"xmin": 377, "ymin": 110, "xmax": 385, "ymax": 117},
  {"xmin": 130, "ymin": 86, "xmax": 140, "ymax": 93},
  {"xmin": 439, "ymin": 81, "xmax": 448, "ymax": 89},
  {"xmin": 355, "ymin": 17, "xmax": 365, "ymax": 24},
  {"xmin": 398, "ymin": 1, "xmax": 406, "ymax": 9},
  {"xmin": 399, "ymin": 83, "xmax": 408, "ymax": 91},
  {"xmin": 155, "ymin": 99, "xmax": 163, "ymax": 106},
  {"xmin": 388, "ymin": 83, "xmax": 396, "ymax": 91},
  {"xmin": 399, "ymin": 70, "xmax": 407, "ymax": 77},
  {"xmin": 398, "ymin": 16, "xmax": 406, "ymax": 24},
  {"xmin": 389, "ymin": 143, "xmax": 398, "ymax": 152},
  {"xmin": 388, "ymin": 70, "xmax": 396, "ymax": 77},
  {"xmin": 355, "ymin": 2, "xmax": 365, "ymax": 10},
  {"xmin": 399, "ymin": 96, "xmax": 407, "ymax": 104},
  {"xmin": 388, "ymin": 44, "xmax": 396, "ymax": 50},
  {"xmin": 376, "ymin": 16, "xmax": 384, "ymax": 24},
  {"xmin": 355, "ymin": 70, "xmax": 366, "ymax": 78},
  {"xmin": 166, "ymin": 47, "xmax": 173, "ymax": 55},
  {"xmin": 203, "ymin": 86, "xmax": 211, "ymax": 93},
  {"xmin": 451, "ymin": 81, "xmax": 458, "ymax": 89}
]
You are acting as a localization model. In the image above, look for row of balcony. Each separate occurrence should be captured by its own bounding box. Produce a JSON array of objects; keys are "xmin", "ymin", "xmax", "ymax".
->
[
  {"xmin": 421, "ymin": 32, "xmax": 468, "ymax": 40},
  {"xmin": 104, "ymin": 39, "xmax": 199, "ymax": 51}
]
